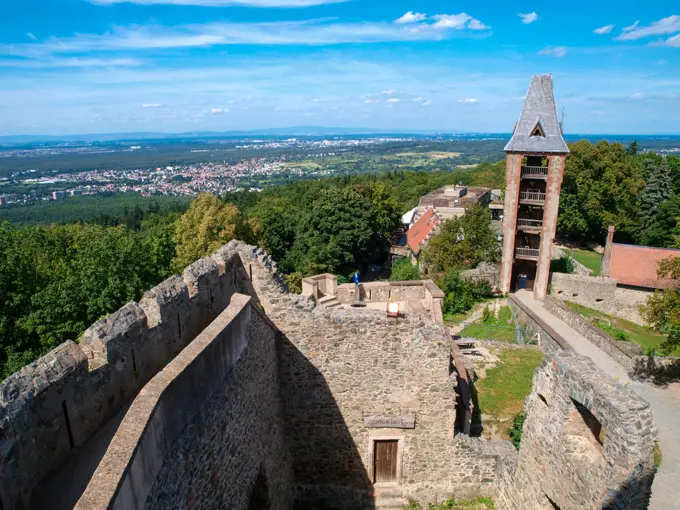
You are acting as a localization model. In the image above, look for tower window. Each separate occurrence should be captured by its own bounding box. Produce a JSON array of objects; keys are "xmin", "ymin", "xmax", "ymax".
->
[{"xmin": 531, "ymin": 122, "xmax": 545, "ymax": 137}]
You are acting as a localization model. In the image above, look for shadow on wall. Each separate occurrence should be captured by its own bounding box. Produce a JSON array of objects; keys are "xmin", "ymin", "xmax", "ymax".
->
[
  {"xmin": 632, "ymin": 355, "xmax": 680, "ymax": 387},
  {"xmin": 277, "ymin": 332, "xmax": 375, "ymax": 510}
]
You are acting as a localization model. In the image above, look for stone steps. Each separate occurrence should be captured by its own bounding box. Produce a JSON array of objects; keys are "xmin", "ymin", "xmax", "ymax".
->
[
  {"xmin": 317, "ymin": 294, "xmax": 343, "ymax": 309},
  {"xmin": 366, "ymin": 488, "xmax": 406, "ymax": 510}
]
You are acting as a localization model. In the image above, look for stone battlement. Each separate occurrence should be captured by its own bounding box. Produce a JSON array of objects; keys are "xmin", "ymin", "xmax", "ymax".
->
[{"xmin": 0, "ymin": 241, "xmax": 285, "ymax": 510}]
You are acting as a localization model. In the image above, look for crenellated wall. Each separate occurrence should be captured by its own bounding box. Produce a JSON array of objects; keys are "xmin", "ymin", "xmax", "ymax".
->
[
  {"xmin": 75, "ymin": 294, "xmax": 293, "ymax": 510},
  {"xmin": 0, "ymin": 248, "xmax": 257, "ymax": 510}
]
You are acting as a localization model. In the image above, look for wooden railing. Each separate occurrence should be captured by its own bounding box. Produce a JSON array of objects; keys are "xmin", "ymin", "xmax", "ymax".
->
[
  {"xmin": 519, "ymin": 191, "xmax": 546, "ymax": 202},
  {"xmin": 515, "ymin": 247, "xmax": 540, "ymax": 258},
  {"xmin": 521, "ymin": 166, "xmax": 549, "ymax": 178},
  {"xmin": 517, "ymin": 218, "xmax": 543, "ymax": 229}
]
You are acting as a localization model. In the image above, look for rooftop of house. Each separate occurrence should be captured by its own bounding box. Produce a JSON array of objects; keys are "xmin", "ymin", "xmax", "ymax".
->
[
  {"xmin": 609, "ymin": 243, "xmax": 680, "ymax": 289},
  {"xmin": 504, "ymin": 74, "xmax": 569, "ymax": 155},
  {"xmin": 418, "ymin": 185, "xmax": 490, "ymax": 210},
  {"xmin": 407, "ymin": 209, "xmax": 440, "ymax": 256}
]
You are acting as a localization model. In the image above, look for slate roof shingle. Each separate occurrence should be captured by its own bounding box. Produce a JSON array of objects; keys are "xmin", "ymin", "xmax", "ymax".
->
[
  {"xmin": 504, "ymin": 74, "xmax": 570, "ymax": 155},
  {"xmin": 407, "ymin": 209, "xmax": 440, "ymax": 256}
]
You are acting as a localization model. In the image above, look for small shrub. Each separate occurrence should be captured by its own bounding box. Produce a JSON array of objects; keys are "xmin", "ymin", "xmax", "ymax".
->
[
  {"xmin": 482, "ymin": 305, "xmax": 492, "ymax": 323},
  {"xmin": 508, "ymin": 411, "xmax": 526, "ymax": 450},
  {"xmin": 654, "ymin": 443, "xmax": 663, "ymax": 468},
  {"xmin": 390, "ymin": 257, "xmax": 421, "ymax": 281},
  {"xmin": 550, "ymin": 256, "xmax": 575, "ymax": 274},
  {"xmin": 498, "ymin": 306, "xmax": 512, "ymax": 324},
  {"xmin": 284, "ymin": 272, "xmax": 302, "ymax": 294}
]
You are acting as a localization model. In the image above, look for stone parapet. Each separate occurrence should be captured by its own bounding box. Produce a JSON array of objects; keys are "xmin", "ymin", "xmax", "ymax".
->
[
  {"xmin": 0, "ymin": 243, "xmax": 275, "ymax": 510},
  {"xmin": 76, "ymin": 294, "xmax": 293, "ymax": 510},
  {"xmin": 494, "ymin": 350, "xmax": 657, "ymax": 509}
]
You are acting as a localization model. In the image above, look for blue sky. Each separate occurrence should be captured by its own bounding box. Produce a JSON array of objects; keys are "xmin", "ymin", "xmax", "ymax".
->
[{"xmin": 1, "ymin": 0, "xmax": 679, "ymax": 135}]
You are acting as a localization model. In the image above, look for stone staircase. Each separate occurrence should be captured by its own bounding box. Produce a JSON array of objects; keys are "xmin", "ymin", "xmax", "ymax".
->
[
  {"xmin": 317, "ymin": 294, "xmax": 343, "ymax": 309},
  {"xmin": 366, "ymin": 488, "xmax": 407, "ymax": 510}
]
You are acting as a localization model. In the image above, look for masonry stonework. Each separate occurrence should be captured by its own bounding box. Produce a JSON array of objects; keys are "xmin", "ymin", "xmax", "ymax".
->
[
  {"xmin": 500, "ymin": 153, "xmax": 522, "ymax": 294},
  {"xmin": 1, "ymin": 239, "xmax": 661, "ymax": 510}
]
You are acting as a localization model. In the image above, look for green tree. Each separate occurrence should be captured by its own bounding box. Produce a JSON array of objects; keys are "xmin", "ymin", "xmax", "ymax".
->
[
  {"xmin": 172, "ymin": 193, "xmax": 252, "ymax": 272},
  {"xmin": 422, "ymin": 205, "xmax": 498, "ymax": 273},
  {"xmin": 558, "ymin": 141, "xmax": 645, "ymax": 244},
  {"xmin": 290, "ymin": 187, "xmax": 374, "ymax": 275},
  {"xmin": 627, "ymin": 140, "xmax": 640, "ymax": 155},
  {"xmin": 250, "ymin": 198, "xmax": 298, "ymax": 269},
  {"xmin": 640, "ymin": 157, "xmax": 674, "ymax": 242},
  {"xmin": 390, "ymin": 258, "xmax": 421, "ymax": 281},
  {"xmin": 438, "ymin": 270, "xmax": 491, "ymax": 315},
  {"xmin": 640, "ymin": 256, "xmax": 680, "ymax": 354}
]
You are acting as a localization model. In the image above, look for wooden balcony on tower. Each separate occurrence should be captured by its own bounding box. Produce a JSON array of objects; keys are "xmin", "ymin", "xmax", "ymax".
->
[
  {"xmin": 521, "ymin": 166, "xmax": 549, "ymax": 180},
  {"xmin": 517, "ymin": 218, "xmax": 543, "ymax": 232},
  {"xmin": 519, "ymin": 191, "xmax": 546, "ymax": 205},
  {"xmin": 515, "ymin": 247, "xmax": 540, "ymax": 261}
]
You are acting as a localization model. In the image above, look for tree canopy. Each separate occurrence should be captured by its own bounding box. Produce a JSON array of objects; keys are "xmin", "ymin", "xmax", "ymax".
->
[{"xmin": 641, "ymin": 257, "xmax": 680, "ymax": 354}]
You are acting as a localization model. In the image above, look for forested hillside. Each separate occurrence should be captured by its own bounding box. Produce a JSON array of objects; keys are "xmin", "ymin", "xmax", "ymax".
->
[{"xmin": 2, "ymin": 141, "xmax": 680, "ymax": 378}]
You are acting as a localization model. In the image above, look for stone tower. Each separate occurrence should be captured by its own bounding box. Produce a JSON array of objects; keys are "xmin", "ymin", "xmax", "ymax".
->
[{"xmin": 500, "ymin": 75, "xmax": 569, "ymax": 300}]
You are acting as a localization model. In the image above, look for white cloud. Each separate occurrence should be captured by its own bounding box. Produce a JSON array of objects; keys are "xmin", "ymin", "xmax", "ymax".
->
[
  {"xmin": 275, "ymin": 106, "xmax": 281, "ymax": 111},
  {"xmin": 385, "ymin": 98, "xmax": 400, "ymax": 103},
  {"xmin": 457, "ymin": 98, "xmax": 478, "ymax": 103},
  {"xmin": 26, "ymin": 33, "xmax": 38, "ymax": 41},
  {"xmin": 142, "ymin": 103, "xmax": 163, "ymax": 107},
  {"xmin": 615, "ymin": 16, "xmax": 680, "ymax": 41},
  {"xmin": 623, "ymin": 21, "xmax": 640, "ymax": 32},
  {"xmin": 538, "ymin": 46, "xmax": 568, "ymax": 57},
  {"xmin": 431, "ymin": 13, "xmax": 489, "ymax": 31},
  {"xmin": 412, "ymin": 96, "xmax": 423, "ymax": 102},
  {"xmin": 593, "ymin": 24, "xmax": 614, "ymax": 35},
  {"xmin": 628, "ymin": 93, "xmax": 645, "ymax": 100},
  {"xmin": 662, "ymin": 34, "xmax": 680, "ymax": 47},
  {"xmin": 90, "ymin": 0, "xmax": 346, "ymax": 5},
  {"xmin": 211, "ymin": 107, "xmax": 229, "ymax": 113},
  {"xmin": 519, "ymin": 12, "xmax": 538, "ymax": 24},
  {"xmin": 364, "ymin": 99, "xmax": 380, "ymax": 104},
  {"xmin": 1, "ymin": 16, "xmax": 492, "ymax": 56},
  {"xmin": 422, "ymin": 100, "xmax": 432, "ymax": 106},
  {"xmin": 0, "ymin": 57, "xmax": 142, "ymax": 68},
  {"xmin": 395, "ymin": 11, "xmax": 427, "ymax": 25}
]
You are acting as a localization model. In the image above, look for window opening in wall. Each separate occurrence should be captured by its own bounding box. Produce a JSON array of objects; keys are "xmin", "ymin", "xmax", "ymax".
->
[
  {"xmin": 249, "ymin": 264, "xmax": 253, "ymax": 281},
  {"xmin": 570, "ymin": 398, "xmax": 604, "ymax": 445},
  {"xmin": 177, "ymin": 313, "xmax": 182, "ymax": 338},
  {"xmin": 538, "ymin": 393, "xmax": 548, "ymax": 406},
  {"xmin": 531, "ymin": 122, "xmax": 545, "ymax": 137},
  {"xmin": 61, "ymin": 400, "xmax": 75, "ymax": 449},
  {"xmin": 572, "ymin": 293, "xmax": 579, "ymax": 297},
  {"xmin": 131, "ymin": 346, "xmax": 138, "ymax": 379},
  {"xmin": 374, "ymin": 440, "xmax": 399, "ymax": 483},
  {"xmin": 596, "ymin": 298, "xmax": 604, "ymax": 303},
  {"xmin": 247, "ymin": 469, "xmax": 271, "ymax": 510}
]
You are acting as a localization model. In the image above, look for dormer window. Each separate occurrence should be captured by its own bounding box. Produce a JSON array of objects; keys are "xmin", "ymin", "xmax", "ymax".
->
[{"xmin": 531, "ymin": 122, "xmax": 545, "ymax": 137}]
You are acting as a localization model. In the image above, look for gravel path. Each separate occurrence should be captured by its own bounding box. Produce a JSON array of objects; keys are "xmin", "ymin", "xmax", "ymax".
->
[{"xmin": 515, "ymin": 291, "xmax": 680, "ymax": 510}]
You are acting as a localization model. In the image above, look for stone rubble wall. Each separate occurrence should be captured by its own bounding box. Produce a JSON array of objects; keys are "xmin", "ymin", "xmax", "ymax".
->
[
  {"xmin": 509, "ymin": 295, "xmax": 570, "ymax": 356},
  {"xmin": 271, "ymin": 293, "xmax": 514, "ymax": 507},
  {"xmin": 550, "ymin": 272, "xmax": 651, "ymax": 325},
  {"xmin": 0, "ymin": 247, "xmax": 259, "ymax": 510},
  {"xmin": 544, "ymin": 296, "xmax": 636, "ymax": 371},
  {"xmin": 460, "ymin": 262, "xmax": 501, "ymax": 291},
  {"xmin": 494, "ymin": 350, "xmax": 657, "ymax": 510},
  {"xmin": 76, "ymin": 294, "xmax": 293, "ymax": 510}
]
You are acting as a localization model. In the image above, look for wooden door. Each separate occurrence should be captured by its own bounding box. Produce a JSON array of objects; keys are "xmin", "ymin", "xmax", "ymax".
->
[{"xmin": 374, "ymin": 440, "xmax": 398, "ymax": 483}]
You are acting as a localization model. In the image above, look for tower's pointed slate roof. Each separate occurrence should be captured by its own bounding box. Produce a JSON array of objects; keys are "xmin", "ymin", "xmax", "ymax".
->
[{"xmin": 504, "ymin": 74, "xmax": 569, "ymax": 154}]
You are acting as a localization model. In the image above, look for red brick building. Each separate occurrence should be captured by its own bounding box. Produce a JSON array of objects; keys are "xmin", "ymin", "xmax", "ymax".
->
[{"xmin": 500, "ymin": 75, "xmax": 570, "ymax": 299}]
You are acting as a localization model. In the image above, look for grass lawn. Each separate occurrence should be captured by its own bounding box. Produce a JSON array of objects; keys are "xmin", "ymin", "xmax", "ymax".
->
[
  {"xmin": 459, "ymin": 305, "xmax": 516, "ymax": 342},
  {"xmin": 568, "ymin": 248, "xmax": 603, "ymax": 276},
  {"xmin": 564, "ymin": 301, "xmax": 678, "ymax": 356},
  {"xmin": 475, "ymin": 347, "xmax": 544, "ymax": 419}
]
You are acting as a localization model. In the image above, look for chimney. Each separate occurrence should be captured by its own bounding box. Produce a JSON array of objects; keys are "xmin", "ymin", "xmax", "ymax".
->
[{"xmin": 600, "ymin": 226, "xmax": 615, "ymax": 277}]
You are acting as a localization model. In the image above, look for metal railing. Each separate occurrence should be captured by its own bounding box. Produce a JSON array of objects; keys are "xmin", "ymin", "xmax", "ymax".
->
[
  {"xmin": 515, "ymin": 247, "xmax": 540, "ymax": 258},
  {"xmin": 521, "ymin": 165, "xmax": 549, "ymax": 178},
  {"xmin": 517, "ymin": 218, "xmax": 543, "ymax": 229},
  {"xmin": 519, "ymin": 191, "xmax": 546, "ymax": 202}
]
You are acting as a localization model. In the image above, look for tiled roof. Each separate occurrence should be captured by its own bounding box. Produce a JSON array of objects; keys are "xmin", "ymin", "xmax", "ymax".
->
[
  {"xmin": 407, "ymin": 209, "xmax": 440, "ymax": 256},
  {"xmin": 609, "ymin": 243, "xmax": 680, "ymax": 289},
  {"xmin": 504, "ymin": 74, "xmax": 569, "ymax": 154}
]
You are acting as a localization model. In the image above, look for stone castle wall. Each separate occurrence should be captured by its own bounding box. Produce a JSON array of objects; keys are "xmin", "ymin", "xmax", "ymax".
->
[
  {"xmin": 76, "ymin": 294, "xmax": 293, "ymax": 510},
  {"xmin": 494, "ymin": 350, "xmax": 657, "ymax": 510},
  {"xmin": 0, "ymin": 248, "xmax": 256, "ymax": 510},
  {"xmin": 550, "ymin": 272, "xmax": 651, "ymax": 325}
]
